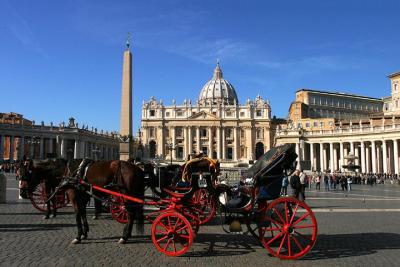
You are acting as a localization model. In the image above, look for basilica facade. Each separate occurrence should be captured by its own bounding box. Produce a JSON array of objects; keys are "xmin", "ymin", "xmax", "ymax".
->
[{"xmin": 140, "ymin": 63, "xmax": 273, "ymax": 166}]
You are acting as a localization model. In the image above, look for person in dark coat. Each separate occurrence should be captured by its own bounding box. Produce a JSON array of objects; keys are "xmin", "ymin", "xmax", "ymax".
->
[{"xmin": 290, "ymin": 170, "xmax": 302, "ymax": 200}]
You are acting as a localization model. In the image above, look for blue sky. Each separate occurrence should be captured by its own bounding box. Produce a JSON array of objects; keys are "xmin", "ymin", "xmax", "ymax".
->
[{"xmin": 1, "ymin": 0, "xmax": 399, "ymax": 134}]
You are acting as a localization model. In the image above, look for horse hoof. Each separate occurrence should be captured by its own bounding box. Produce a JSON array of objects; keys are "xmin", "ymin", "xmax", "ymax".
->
[
  {"xmin": 118, "ymin": 238, "xmax": 126, "ymax": 244},
  {"xmin": 50, "ymin": 214, "xmax": 56, "ymax": 218},
  {"xmin": 43, "ymin": 215, "xmax": 49, "ymax": 220},
  {"xmin": 81, "ymin": 235, "xmax": 88, "ymax": 240},
  {"xmin": 71, "ymin": 239, "xmax": 81, "ymax": 244},
  {"xmin": 92, "ymin": 215, "xmax": 98, "ymax": 220}
]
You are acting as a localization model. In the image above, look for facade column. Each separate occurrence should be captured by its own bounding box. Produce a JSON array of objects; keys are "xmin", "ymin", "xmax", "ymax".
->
[
  {"xmin": 184, "ymin": 127, "xmax": 188, "ymax": 158},
  {"xmin": 295, "ymin": 143, "xmax": 300, "ymax": 161},
  {"xmin": 222, "ymin": 128, "xmax": 226, "ymax": 160},
  {"xmin": 310, "ymin": 143, "xmax": 314, "ymax": 171},
  {"xmin": 354, "ymin": 143, "xmax": 359, "ymax": 166},
  {"xmin": 0, "ymin": 135, "xmax": 4, "ymax": 161},
  {"xmin": 371, "ymin": 141, "xmax": 376, "ymax": 173},
  {"xmin": 49, "ymin": 138, "xmax": 54, "ymax": 155},
  {"xmin": 80, "ymin": 140, "xmax": 86, "ymax": 158},
  {"xmin": 74, "ymin": 140, "xmax": 79, "ymax": 159},
  {"xmin": 208, "ymin": 127, "xmax": 213, "ymax": 158},
  {"xmin": 171, "ymin": 127, "xmax": 176, "ymax": 160},
  {"xmin": 365, "ymin": 145, "xmax": 370, "ymax": 173},
  {"xmin": 339, "ymin": 142, "xmax": 344, "ymax": 172},
  {"xmin": 382, "ymin": 140, "xmax": 388, "ymax": 174},
  {"xmin": 333, "ymin": 145, "xmax": 338, "ymax": 171},
  {"xmin": 9, "ymin": 135, "xmax": 15, "ymax": 161},
  {"xmin": 329, "ymin": 142, "xmax": 334, "ymax": 172},
  {"xmin": 319, "ymin": 143, "xmax": 324, "ymax": 172},
  {"xmin": 360, "ymin": 142, "xmax": 366, "ymax": 173},
  {"xmin": 234, "ymin": 127, "xmax": 239, "ymax": 160},
  {"xmin": 39, "ymin": 138, "xmax": 44, "ymax": 159},
  {"xmin": 196, "ymin": 127, "xmax": 200, "ymax": 154},
  {"xmin": 188, "ymin": 127, "xmax": 193, "ymax": 155},
  {"xmin": 216, "ymin": 127, "xmax": 221, "ymax": 159},
  {"xmin": 350, "ymin": 142, "xmax": 354, "ymax": 155},
  {"xmin": 394, "ymin": 139, "xmax": 399, "ymax": 175}
]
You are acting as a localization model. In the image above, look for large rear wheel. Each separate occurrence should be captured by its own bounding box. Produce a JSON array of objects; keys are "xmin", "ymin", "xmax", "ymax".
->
[
  {"xmin": 259, "ymin": 197, "xmax": 317, "ymax": 260},
  {"xmin": 151, "ymin": 212, "xmax": 193, "ymax": 257},
  {"xmin": 29, "ymin": 182, "xmax": 68, "ymax": 212}
]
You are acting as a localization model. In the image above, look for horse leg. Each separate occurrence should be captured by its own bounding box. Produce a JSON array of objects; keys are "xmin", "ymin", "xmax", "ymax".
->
[
  {"xmin": 51, "ymin": 190, "xmax": 57, "ymax": 218},
  {"xmin": 71, "ymin": 190, "xmax": 84, "ymax": 244},
  {"xmin": 118, "ymin": 204, "xmax": 135, "ymax": 244},
  {"xmin": 81, "ymin": 194, "xmax": 90, "ymax": 240},
  {"xmin": 93, "ymin": 197, "xmax": 102, "ymax": 220},
  {"xmin": 43, "ymin": 187, "xmax": 51, "ymax": 219}
]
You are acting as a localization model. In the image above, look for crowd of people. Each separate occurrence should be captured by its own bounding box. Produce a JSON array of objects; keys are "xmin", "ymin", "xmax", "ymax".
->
[
  {"xmin": 281, "ymin": 170, "xmax": 400, "ymax": 201},
  {"xmin": 0, "ymin": 162, "xmax": 19, "ymax": 173}
]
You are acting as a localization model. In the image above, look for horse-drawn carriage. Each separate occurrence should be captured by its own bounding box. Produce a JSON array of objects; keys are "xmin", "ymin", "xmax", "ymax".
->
[{"xmin": 19, "ymin": 143, "xmax": 317, "ymax": 259}]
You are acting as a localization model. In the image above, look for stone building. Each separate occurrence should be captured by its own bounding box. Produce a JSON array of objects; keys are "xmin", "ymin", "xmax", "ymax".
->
[
  {"xmin": 383, "ymin": 71, "xmax": 400, "ymax": 115},
  {"xmin": 0, "ymin": 113, "xmax": 119, "ymax": 162},
  {"xmin": 140, "ymin": 63, "xmax": 273, "ymax": 166},
  {"xmin": 276, "ymin": 72, "xmax": 400, "ymax": 174},
  {"xmin": 289, "ymin": 89, "xmax": 383, "ymax": 121}
]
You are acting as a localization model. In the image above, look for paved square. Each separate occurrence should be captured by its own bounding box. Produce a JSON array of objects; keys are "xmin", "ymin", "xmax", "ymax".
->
[{"xmin": 1, "ymin": 173, "xmax": 400, "ymax": 267}]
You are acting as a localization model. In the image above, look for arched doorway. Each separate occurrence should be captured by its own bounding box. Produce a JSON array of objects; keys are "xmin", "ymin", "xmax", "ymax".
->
[
  {"xmin": 255, "ymin": 142, "xmax": 264, "ymax": 160},
  {"xmin": 149, "ymin": 140, "xmax": 156, "ymax": 158}
]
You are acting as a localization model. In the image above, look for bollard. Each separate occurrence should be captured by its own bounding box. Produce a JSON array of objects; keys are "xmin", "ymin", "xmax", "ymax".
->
[{"xmin": 0, "ymin": 173, "xmax": 6, "ymax": 203}]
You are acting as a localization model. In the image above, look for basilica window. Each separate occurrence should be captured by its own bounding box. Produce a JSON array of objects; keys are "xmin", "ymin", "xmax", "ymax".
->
[
  {"xmin": 150, "ymin": 110, "xmax": 155, "ymax": 117},
  {"xmin": 149, "ymin": 128, "xmax": 155, "ymax": 138},
  {"xmin": 176, "ymin": 110, "xmax": 183, "ymax": 117},
  {"xmin": 226, "ymin": 128, "xmax": 233, "ymax": 138},
  {"xmin": 240, "ymin": 111, "xmax": 245, "ymax": 117},
  {"xmin": 305, "ymin": 122, "xmax": 310, "ymax": 128},
  {"xmin": 256, "ymin": 128, "xmax": 264, "ymax": 139},
  {"xmin": 256, "ymin": 110, "xmax": 262, "ymax": 117},
  {"xmin": 313, "ymin": 121, "xmax": 318, "ymax": 127},
  {"xmin": 241, "ymin": 129, "xmax": 245, "ymax": 138},
  {"xmin": 201, "ymin": 128, "xmax": 207, "ymax": 137},
  {"xmin": 226, "ymin": 111, "xmax": 232, "ymax": 117},
  {"xmin": 394, "ymin": 83, "xmax": 398, "ymax": 92},
  {"xmin": 165, "ymin": 112, "xmax": 170, "ymax": 117},
  {"xmin": 176, "ymin": 127, "xmax": 183, "ymax": 138}
]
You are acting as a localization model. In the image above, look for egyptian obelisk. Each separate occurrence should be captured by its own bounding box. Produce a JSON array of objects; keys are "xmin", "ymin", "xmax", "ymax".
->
[{"xmin": 119, "ymin": 35, "xmax": 133, "ymax": 160}]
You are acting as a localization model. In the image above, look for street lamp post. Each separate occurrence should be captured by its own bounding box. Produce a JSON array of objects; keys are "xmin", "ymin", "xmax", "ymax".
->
[{"xmin": 166, "ymin": 140, "xmax": 177, "ymax": 165}]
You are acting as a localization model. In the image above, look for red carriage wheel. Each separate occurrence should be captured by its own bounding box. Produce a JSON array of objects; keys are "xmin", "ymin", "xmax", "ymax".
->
[
  {"xmin": 110, "ymin": 196, "xmax": 128, "ymax": 224},
  {"xmin": 192, "ymin": 189, "xmax": 217, "ymax": 225},
  {"xmin": 259, "ymin": 197, "xmax": 317, "ymax": 260},
  {"xmin": 151, "ymin": 212, "xmax": 193, "ymax": 257},
  {"xmin": 54, "ymin": 190, "xmax": 68, "ymax": 209},
  {"xmin": 29, "ymin": 182, "xmax": 47, "ymax": 212}
]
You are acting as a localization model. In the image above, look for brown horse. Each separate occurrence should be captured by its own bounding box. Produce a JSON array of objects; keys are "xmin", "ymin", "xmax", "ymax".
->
[
  {"xmin": 19, "ymin": 158, "xmax": 69, "ymax": 219},
  {"xmin": 21, "ymin": 158, "xmax": 145, "ymax": 244}
]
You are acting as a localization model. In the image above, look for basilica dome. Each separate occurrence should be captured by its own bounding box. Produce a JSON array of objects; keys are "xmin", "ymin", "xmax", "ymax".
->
[{"xmin": 198, "ymin": 62, "xmax": 239, "ymax": 106}]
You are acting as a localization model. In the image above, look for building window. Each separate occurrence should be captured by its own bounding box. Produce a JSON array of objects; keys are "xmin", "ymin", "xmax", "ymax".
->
[
  {"xmin": 241, "ymin": 129, "xmax": 245, "ymax": 138},
  {"xmin": 176, "ymin": 127, "xmax": 183, "ymax": 138},
  {"xmin": 305, "ymin": 122, "xmax": 310, "ymax": 128},
  {"xmin": 165, "ymin": 112, "xmax": 170, "ymax": 117},
  {"xmin": 313, "ymin": 121, "xmax": 318, "ymax": 127},
  {"xmin": 256, "ymin": 110, "xmax": 262, "ymax": 117},
  {"xmin": 320, "ymin": 122, "xmax": 324, "ymax": 127},
  {"xmin": 176, "ymin": 110, "xmax": 183, "ymax": 117},
  {"xmin": 394, "ymin": 83, "xmax": 398, "ymax": 92},
  {"xmin": 201, "ymin": 128, "xmax": 207, "ymax": 137},
  {"xmin": 227, "ymin": 147, "xmax": 233, "ymax": 160},
  {"xmin": 226, "ymin": 111, "xmax": 232, "ymax": 117},
  {"xmin": 149, "ymin": 128, "xmax": 155, "ymax": 138},
  {"xmin": 150, "ymin": 110, "xmax": 155, "ymax": 117},
  {"xmin": 240, "ymin": 111, "xmax": 245, "ymax": 117},
  {"xmin": 226, "ymin": 128, "xmax": 233, "ymax": 138},
  {"xmin": 256, "ymin": 128, "xmax": 263, "ymax": 139},
  {"xmin": 297, "ymin": 123, "xmax": 302, "ymax": 128}
]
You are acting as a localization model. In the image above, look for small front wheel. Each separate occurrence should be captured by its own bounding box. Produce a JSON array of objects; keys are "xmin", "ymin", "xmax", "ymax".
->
[{"xmin": 151, "ymin": 212, "xmax": 193, "ymax": 256}]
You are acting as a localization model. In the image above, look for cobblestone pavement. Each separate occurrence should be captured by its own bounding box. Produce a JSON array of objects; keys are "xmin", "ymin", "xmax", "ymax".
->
[{"xmin": 1, "ymin": 173, "xmax": 400, "ymax": 267}]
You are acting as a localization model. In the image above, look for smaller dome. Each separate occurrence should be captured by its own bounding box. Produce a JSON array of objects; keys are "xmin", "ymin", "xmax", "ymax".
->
[{"xmin": 198, "ymin": 62, "xmax": 238, "ymax": 106}]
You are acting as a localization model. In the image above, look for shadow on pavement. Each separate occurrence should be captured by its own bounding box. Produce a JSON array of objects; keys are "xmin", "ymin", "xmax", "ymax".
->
[
  {"xmin": 183, "ymin": 233, "xmax": 259, "ymax": 257},
  {"xmin": 303, "ymin": 232, "xmax": 400, "ymax": 260},
  {"xmin": 0, "ymin": 223, "xmax": 76, "ymax": 232}
]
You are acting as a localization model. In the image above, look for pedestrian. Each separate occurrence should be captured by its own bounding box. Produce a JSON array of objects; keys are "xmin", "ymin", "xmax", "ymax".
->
[
  {"xmin": 290, "ymin": 170, "xmax": 302, "ymax": 200},
  {"xmin": 281, "ymin": 175, "xmax": 289, "ymax": 196},
  {"xmin": 299, "ymin": 171, "xmax": 306, "ymax": 201},
  {"xmin": 316, "ymin": 174, "xmax": 321, "ymax": 190},
  {"xmin": 340, "ymin": 176, "xmax": 347, "ymax": 191},
  {"xmin": 324, "ymin": 174, "xmax": 329, "ymax": 191},
  {"xmin": 347, "ymin": 176, "xmax": 352, "ymax": 191}
]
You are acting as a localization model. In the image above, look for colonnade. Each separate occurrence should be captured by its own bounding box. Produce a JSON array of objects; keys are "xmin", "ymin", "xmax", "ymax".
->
[
  {"xmin": 0, "ymin": 134, "xmax": 118, "ymax": 161},
  {"xmin": 296, "ymin": 139, "xmax": 400, "ymax": 174}
]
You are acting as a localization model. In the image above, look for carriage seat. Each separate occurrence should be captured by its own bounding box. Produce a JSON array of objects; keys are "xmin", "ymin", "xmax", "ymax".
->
[{"xmin": 225, "ymin": 194, "xmax": 252, "ymax": 210}]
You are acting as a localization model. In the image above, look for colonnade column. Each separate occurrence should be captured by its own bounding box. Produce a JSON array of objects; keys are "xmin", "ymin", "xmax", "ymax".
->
[
  {"xmin": 329, "ymin": 143, "xmax": 334, "ymax": 172},
  {"xmin": 382, "ymin": 140, "xmax": 387, "ymax": 174},
  {"xmin": 80, "ymin": 140, "xmax": 86, "ymax": 158},
  {"xmin": 366, "ymin": 145, "xmax": 370, "ymax": 173},
  {"xmin": 39, "ymin": 137, "xmax": 44, "ymax": 159},
  {"xmin": 350, "ymin": 142, "xmax": 354, "ymax": 155},
  {"xmin": 333, "ymin": 145, "xmax": 338, "ymax": 171},
  {"xmin": 360, "ymin": 142, "xmax": 366, "ymax": 173},
  {"xmin": 310, "ymin": 143, "xmax": 314, "ymax": 171},
  {"xmin": 9, "ymin": 136, "xmax": 15, "ymax": 161},
  {"xmin": 171, "ymin": 127, "xmax": 176, "ymax": 159},
  {"xmin": 394, "ymin": 139, "xmax": 399, "ymax": 175},
  {"xmin": 354, "ymin": 143, "xmax": 359, "ymax": 166},
  {"xmin": 339, "ymin": 142, "xmax": 344, "ymax": 172},
  {"xmin": 208, "ymin": 127, "xmax": 213, "ymax": 158},
  {"xmin": 60, "ymin": 138, "xmax": 66, "ymax": 159},
  {"xmin": 319, "ymin": 143, "xmax": 324, "ymax": 172},
  {"xmin": 295, "ymin": 143, "xmax": 300, "ymax": 161},
  {"xmin": 19, "ymin": 136, "xmax": 25, "ymax": 160},
  {"xmin": 74, "ymin": 140, "xmax": 79, "ymax": 159},
  {"xmin": 184, "ymin": 127, "xmax": 188, "ymax": 157},
  {"xmin": 0, "ymin": 135, "xmax": 4, "ymax": 161},
  {"xmin": 371, "ymin": 141, "xmax": 376, "ymax": 173}
]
